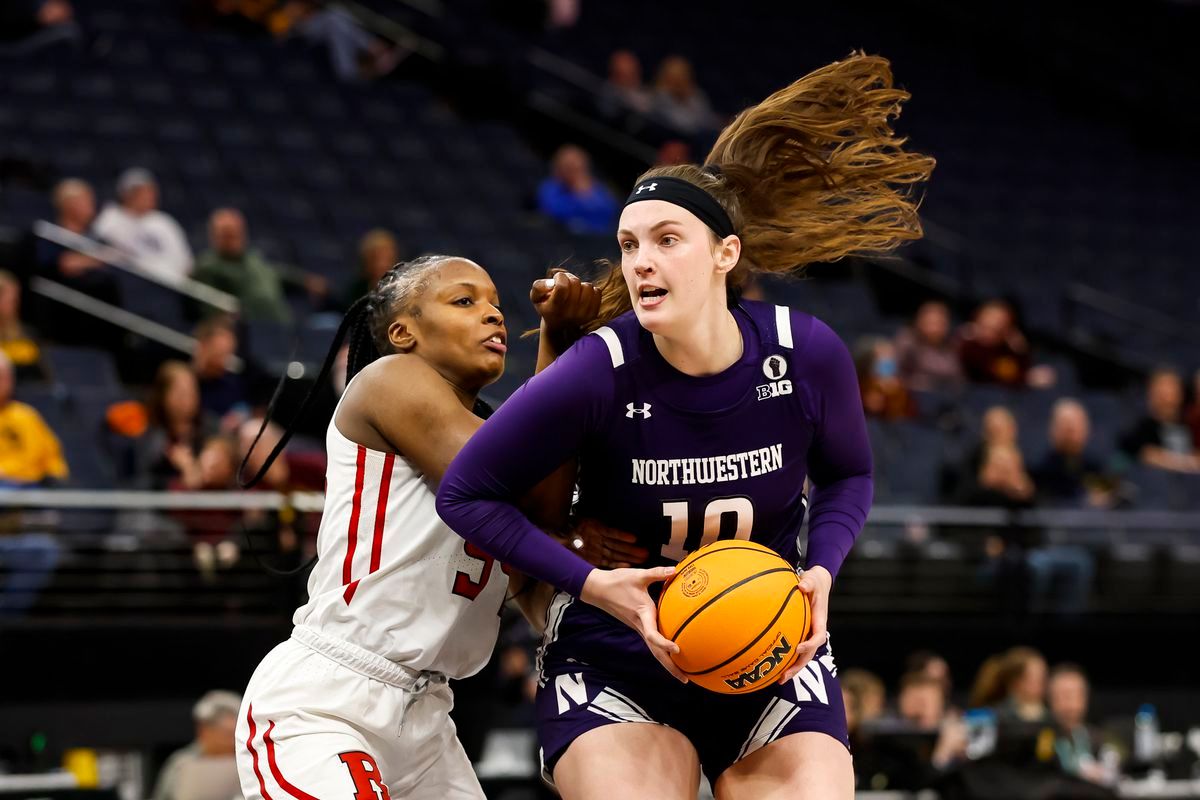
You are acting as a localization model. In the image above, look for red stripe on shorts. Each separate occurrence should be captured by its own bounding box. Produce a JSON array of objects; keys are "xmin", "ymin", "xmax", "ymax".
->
[
  {"xmin": 263, "ymin": 720, "xmax": 320, "ymax": 800},
  {"xmin": 244, "ymin": 704, "xmax": 273, "ymax": 800},
  {"xmin": 341, "ymin": 444, "xmax": 367, "ymax": 604},
  {"xmin": 368, "ymin": 453, "xmax": 395, "ymax": 574}
]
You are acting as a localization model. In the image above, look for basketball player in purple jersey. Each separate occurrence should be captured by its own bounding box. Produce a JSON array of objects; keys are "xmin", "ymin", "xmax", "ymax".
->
[{"xmin": 438, "ymin": 53, "xmax": 934, "ymax": 798}]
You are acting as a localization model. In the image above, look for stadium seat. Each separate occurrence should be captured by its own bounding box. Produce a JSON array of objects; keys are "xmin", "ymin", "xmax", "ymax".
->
[{"xmin": 43, "ymin": 346, "xmax": 120, "ymax": 392}]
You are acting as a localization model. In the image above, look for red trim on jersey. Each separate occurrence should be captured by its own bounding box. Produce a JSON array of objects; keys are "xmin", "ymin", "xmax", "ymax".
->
[
  {"xmin": 369, "ymin": 453, "xmax": 395, "ymax": 574},
  {"xmin": 341, "ymin": 445, "xmax": 367, "ymax": 604},
  {"xmin": 245, "ymin": 704, "xmax": 273, "ymax": 800},
  {"xmin": 264, "ymin": 720, "xmax": 320, "ymax": 800}
]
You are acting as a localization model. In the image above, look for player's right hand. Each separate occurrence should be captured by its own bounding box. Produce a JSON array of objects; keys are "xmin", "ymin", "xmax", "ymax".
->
[
  {"xmin": 570, "ymin": 518, "xmax": 649, "ymax": 568},
  {"xmin": 530, "ymin": 269, "xmax": 602, "ymax": 332},
  {"xmin": 579, "ymin": 566, "xmax": 689, "ymax": 683}
]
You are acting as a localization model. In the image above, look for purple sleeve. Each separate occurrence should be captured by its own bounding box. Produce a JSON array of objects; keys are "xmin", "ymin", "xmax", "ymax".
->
[
  {"xmin": 799, "ymin": 317, "xmax": 874, "ymax": 580},
  {"xmin": 436, "ymin": 335, "xmax": 614, "ymax": 597}
]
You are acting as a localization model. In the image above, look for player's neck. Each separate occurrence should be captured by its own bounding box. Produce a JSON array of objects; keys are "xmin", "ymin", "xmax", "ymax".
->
[{"xmin": 652, "ymin": 305, "xmax": 742, "ymax": 377}]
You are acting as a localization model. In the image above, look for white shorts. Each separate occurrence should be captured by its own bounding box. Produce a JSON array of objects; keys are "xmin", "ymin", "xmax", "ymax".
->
[{"xmin": 235, "ymin": 627, "xmax": 485, "ymax": 800}]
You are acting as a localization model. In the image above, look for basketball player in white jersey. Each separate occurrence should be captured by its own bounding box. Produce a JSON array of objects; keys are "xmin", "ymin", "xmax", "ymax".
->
[{"xmin": 234, "ymin": 256, "xmax": 647, "ymax": 799}]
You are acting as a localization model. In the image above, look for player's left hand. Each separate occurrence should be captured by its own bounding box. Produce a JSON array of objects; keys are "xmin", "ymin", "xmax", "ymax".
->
[
  {"xmin": 779, "ymin": 565, "xmax": 832, "ymax": 684},
  {"xmin": 530, "ymin": 269, "xmax": 601, "ymax": 332}
]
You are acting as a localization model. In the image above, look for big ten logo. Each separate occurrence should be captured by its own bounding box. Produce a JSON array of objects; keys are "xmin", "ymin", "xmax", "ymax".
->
[
  {"xmin": 755, "ymin": 380, "xmax": 793, "ymax": 401},
  {"xmin": 338, "ymin": 751, "xmax": 390, "ymax": 800}
]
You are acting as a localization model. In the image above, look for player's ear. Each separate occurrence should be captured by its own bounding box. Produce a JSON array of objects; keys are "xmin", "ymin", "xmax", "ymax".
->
[
  {"xmin": 713, "ymin": 234, "xmax": 741, "ymax": 275},
  {"xmin": 388, "ymin": 319, "xmax": 416, "ymax": 353}
]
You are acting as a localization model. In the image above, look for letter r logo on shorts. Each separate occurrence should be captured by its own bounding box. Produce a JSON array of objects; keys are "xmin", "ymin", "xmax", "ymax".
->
[{"xmin": 339, "ymin": 751, "xmax": 391, "ymax": 800}]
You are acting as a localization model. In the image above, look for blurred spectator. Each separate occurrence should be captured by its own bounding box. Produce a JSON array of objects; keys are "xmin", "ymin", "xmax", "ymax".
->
[
  {"xmin": 1048, "ymin": 664, "xmax": 1114, "ymax": 787},
  {"xmin": 1188, "ymin": 369, "xmax": 1200, "ymax": 448},
  {"xmin": 192, "ymin": 317, "xmax": 250, "ymax": 427},
  {"xmin": 970, "ymin": 426, "xmax": 1096, "ymax": 615},
  {"xmin": 0, "ymin": 350, "xmax": 65, "ymax": 616},
  {"xmin": 899, "ymin": 672, "xmax": 969, "ymax": 774},
  {"xmin": 652, "ymin": 56, "xmax": 721, "ymax": 135},
  {"xmin": 33, "ymin": 179, "xmax": 124, "ymax": 346},
  {"xmin": 957, "ymin": 300, "xmax": 1054, "ymax": 388},
  {"xmin": 193, "ymin": 208, "xmax": 327, "ymax": 324},
  {"xmin": 172, "ymin": 434, "xmax": 238, "ymax": 492},
  {"xmin": 262, "ymin": 1, "xmax": 402, "ymax": 81},
  {"xmin": 0, "ymin": 354, "xmax": 68, "ymax": 486},
  {"xmin": 1033, "ymin": 399, "xmax": 1114, "ymax": 508},
  {"xmin": 341, "ymin": 228, "xmax": 400, "ymax": 308},
  {"xmin": 0, "ymin": 271, "xmax": 44, "ymax": 382},
  {"xmin": 134, "ymin": 361, "xmax": 217, "ymax": 490},
  {"xmin": 152, "ymin": 690, "xmax": 242, "ymax": 800},
  {"xmin": 1118, "ymin": 367, "xmax": 1200, "ymax": 473},
  {"xmin": 905, "ymin": 650, "xmax": 953, "ymax": 703},
  {"xmin": 0, "ymin": 0, "xmax": 81, "ymax": 54},
  {"xmin": 36, "ymin": 179, "xmax": 107, "ymax": 282},
  {"xmin": 944, "ymin": 405, "xmax": 1018, "ymax": 500},
  {"xmin": 985, "ymin": 647, "xmax": 1049, "ymax": 723},
  {"xmin": 842, "ymin": 668, "xmax": 887, "ymax": 737},
  {"xmin": 894, "ymin": 300, "xmax": 964, "ymax": 392},
  {"xmin": 855, "ymin": 336, "xmax": 917, "ymax": 420},
  {"xmin": 898, "ymin": 672, "xmax": 947, "ymax": 730},
  {"xmin": 93, "ymin": 169, "xmax": 194, "ymax": 283},
  {"xmin": 655, "ymin": 139, "xmax": 692, "ymax": 167},
  {"xmin": 536, "ymin": 145, "xmax": 618, "ymax": 235},
  {"xmin": 169, "ymin": 434, "xmax": 241, "ymax": 579},
  {"xmin": 598, "ymin": 50, "xmax": 653, "ymax": 117},
  {"xmin": 961, "ymin": 444, "xmax": 1035, "ymax": 508}
]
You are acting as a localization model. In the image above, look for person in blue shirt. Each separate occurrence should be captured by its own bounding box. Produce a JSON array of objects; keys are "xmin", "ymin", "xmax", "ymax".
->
[{"xmin": 537, "ymin": 145, "xmax": 619, "ymax": 235}]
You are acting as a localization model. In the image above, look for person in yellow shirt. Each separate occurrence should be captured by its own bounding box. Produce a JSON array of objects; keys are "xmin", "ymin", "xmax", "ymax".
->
[
  {"xmin": 0, "ymin": 270, "xmax": 45, "ymax": 382},
  {"xmin": 0, "ymin": 353, "xmax": 66, "ymax": 615},
  {"xmin": 0, "ymin": 354, "xmax": 67, "ymax": 485}
]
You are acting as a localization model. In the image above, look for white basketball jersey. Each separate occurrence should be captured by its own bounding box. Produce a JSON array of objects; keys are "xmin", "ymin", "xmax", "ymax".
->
[{"xmin": 292, "ymin": 383, "xmax": 507, "ymax": 679}]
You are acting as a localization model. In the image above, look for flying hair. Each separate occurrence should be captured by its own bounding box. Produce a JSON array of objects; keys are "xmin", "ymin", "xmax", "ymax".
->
[{"xmin": 591, "ymin": 51, "xmax": 936, "ymax": 330}]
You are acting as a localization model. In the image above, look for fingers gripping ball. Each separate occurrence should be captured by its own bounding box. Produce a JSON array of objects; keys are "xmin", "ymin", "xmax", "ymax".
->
[{"xmin": 657, "ymin": 540, "xmax": 811, "ymax": 694}]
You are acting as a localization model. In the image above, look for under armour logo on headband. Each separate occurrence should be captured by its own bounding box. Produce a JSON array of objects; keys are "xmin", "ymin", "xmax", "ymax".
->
[{"xmin": 623, "ymin": 176, "xmax": 736, "ymax": 238}]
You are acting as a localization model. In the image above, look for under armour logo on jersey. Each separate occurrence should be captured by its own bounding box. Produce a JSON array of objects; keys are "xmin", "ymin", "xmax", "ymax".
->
[
  {"xmin": 626, "ymin": 403, "xmax": 652, "ymax": 419},
  {"xmin": 763, "ymin": 355, "xmax": 788, "ymax": 379},
  {"xmin": 635, "ymin": 183, "xmax": 658, "ymax": 194}
]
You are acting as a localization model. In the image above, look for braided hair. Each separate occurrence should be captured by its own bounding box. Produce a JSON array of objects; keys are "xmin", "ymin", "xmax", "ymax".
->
[{"xmin": 239, "ymin": 254, "xmax": 456, "ymax": 488}]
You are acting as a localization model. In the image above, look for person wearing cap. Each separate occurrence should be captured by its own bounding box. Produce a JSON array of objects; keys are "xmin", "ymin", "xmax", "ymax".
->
[
  {"xmin": 152, "ymin": 690, "xmax": 242, "ymax": 800},
  {"xmin": 93, "ymin": 168, "xmax": 194, "ymax": 284}
]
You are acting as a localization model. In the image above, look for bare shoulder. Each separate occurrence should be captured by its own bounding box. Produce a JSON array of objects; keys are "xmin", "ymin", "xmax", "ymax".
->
[
  {"xmin": 346, "ymin": 353, "xmax": 473, "ymax": 415},
  {"xmin": 336, "ymin": 355, "xmax": 463, "ymax": 449}
]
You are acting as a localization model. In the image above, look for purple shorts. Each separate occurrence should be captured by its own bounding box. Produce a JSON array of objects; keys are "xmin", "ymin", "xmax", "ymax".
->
[{"xmin": 535, "ymin": 626, "xmax": 848, "ymax": 785}]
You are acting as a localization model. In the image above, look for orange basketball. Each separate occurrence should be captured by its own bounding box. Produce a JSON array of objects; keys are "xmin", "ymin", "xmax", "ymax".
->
[{"xmin": 657, "ymin": 539, "xmax": 811, "ymax": 695}]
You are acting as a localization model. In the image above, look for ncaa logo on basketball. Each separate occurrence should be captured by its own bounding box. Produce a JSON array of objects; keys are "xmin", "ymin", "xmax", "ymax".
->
[
  {"xmin": 680, "ymin": 567, "xmax": 709, "ymax": 598},
  {"xmin": 723, "ymin": 635, "xmax": 793, "ymax": 691},
  {"xmin": 756, "ymin": 355, "xmax": 792, "ymax": 401}
]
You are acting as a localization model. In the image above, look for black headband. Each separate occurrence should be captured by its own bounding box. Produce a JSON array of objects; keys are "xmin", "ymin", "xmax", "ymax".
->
[{"xmin": 623, "ymin": 175, "xmax": 736, "ymax": 238}]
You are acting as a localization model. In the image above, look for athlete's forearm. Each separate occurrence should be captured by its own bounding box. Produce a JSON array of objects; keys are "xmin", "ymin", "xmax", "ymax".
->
[
  {"xmin": 804, "ymin": 472, "xmax": 872, "ymax": 580},
  {"xmin": 437, "ymin": 481, "xmax": 594, "ymax": 596},
  {"xmin": 437, "ymin": 336, "xmax": 613, "ymax": 597}
]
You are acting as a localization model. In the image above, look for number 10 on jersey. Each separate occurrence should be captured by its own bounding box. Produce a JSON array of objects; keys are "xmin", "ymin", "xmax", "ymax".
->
[{"xmin": 661, "ymin": 497, "xmax": 754, "ymax": 562}]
